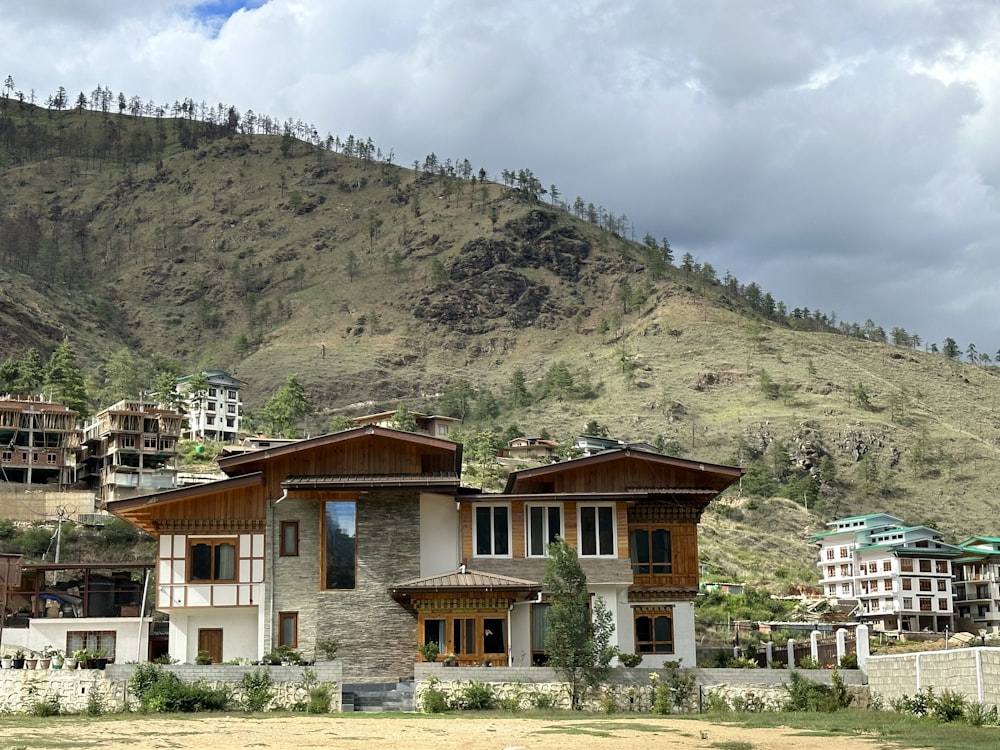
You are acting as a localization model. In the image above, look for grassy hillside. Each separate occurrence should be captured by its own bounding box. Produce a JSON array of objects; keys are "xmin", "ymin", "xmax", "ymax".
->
[{"xmin": 3, "ymin": 100, "xmax": 1000, "ymax": 590}]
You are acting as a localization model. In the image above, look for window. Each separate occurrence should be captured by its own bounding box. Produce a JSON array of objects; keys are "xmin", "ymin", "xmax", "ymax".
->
[
  {"xmin": 936, "ymin": 560, "xmax": 948, "ymax": 574},
  {"xmin": 144, "ymin": 436, "xmax": 157, "ymax": 449},
  {"xmin": 902, "ymin": 597, "xmax": 913, "ymax": 610},
  {"xmin": 189, "ymin": 539, "xmax": 237, "ymax": 582},
  {"xmin": 827, "ymin": 566, "xmax": 835, "ymax": 577},
  {"xmin": 579, "ymin": 505, "xmax": 615, "ymax": 556},
  {"xmin": 919, "ymin": 579, "xmax": 932, "ymax": 592},
  {"xmin": 324, "ymin": 501, "xmax": 357, "ymax": 589},
  {"xmin": 883, "ymin": 560, "xmax": 892, "ymax": 572},
  {"xmin": 900, "ymin": 558, "xmax": 913, "ymax": 572},
  {"xmin": 634, "ymin": 611, "xmax": 673, "ymax": 654},
  {"xmin": 840, "ymin": 564, "xmax": 849, "ymax": 576},
  {"xmin": 46, "ymin": 453, "xmax": 57, "ymax": 464},
  {"xmin": 937, "ymin": 579, "xmax": 947, "ymax": 592},
  {"xmin": 902, "ymin": 578, "xmax": 912, "ymax": 590},
  {"xmin": 207, "ymin": 402, "xmax": 216, "ymax": 412},
  {"xmin": 121, "ymin": 436, "xmax": 135, "ymax": 448},
  {"xmin": 209, "ymin": 388, "xmax": 217, "ymax": 397},
  {"xmin": 278, "ymin": 612, "xmax": 298, "ymax": 648},
  {"xmin": 207, "ymin": 415, "xmax": 216, "ymax": 425},
  {"xmin": 840, "ymin": 547, "xmax": 849, "ymax": 558},
  {"xmin": 526, "ymin": 505, "xmax": 562, "ymax": 557},
  {"xmin": 826, "ymin": 549, "xmax": 835, "ymax": 560},
  {"xmin": 1, "ymin": 451, "xmax": 9, "ymax": 461},
  {"xmin": 280, "ymin": 521, "xmax": 299, "ymax": 557},
  {"xmin": 228, "ymin": 404, "xmax": 236, "ymax": 414},
  {"xmin": 421, "ymin": 614, "xmax": 507, "ymax": 663},
  {"xmin": 228, "ymin": 389, "xmax": 237, "ymax": 399},
  {"xmin": 474, "ymin": 505, "xmax": 510, "ymax": 556},
  {"xmin": 938, "ymin": 598, "xmax": 949, "ymax": 611},
  {"xmin": 884, "ymin": 579, "xmax": 893, "ymax": 591},
  {"xmin": 66, "ymin": 630, "xmax": 116, "ymax": 660},
  {"xmin": 841, "ymin": 583, "xmax": 850, "ymax": 594},
  {"xmin": 827, "ymin": 585, "xmax": 835, "ymax": 596},
  {"xmin": 919, "ymin": 559, "xmax": 932, "ymax": 573},
  {"xmin": 630, "ymin": 526, "xmax": 672, "ymax": 574}
]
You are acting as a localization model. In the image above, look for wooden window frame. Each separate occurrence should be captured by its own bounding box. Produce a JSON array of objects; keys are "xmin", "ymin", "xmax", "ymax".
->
[
  {"xmin": 417, "ymin": 612, "xmax": 507, "ymax": 665},
  {"xmin": 629, "ymin": 524, "xmax": 673, "ymax": 575},
  {"xmin": 278, "ymin": 612, "xmax": 298, "ymax": 648},
  {"xmin": 634, "ymin": 610, "xmax": 674, "ymax": 654},
  {"xmin": 322, "ymin": 500, "xmax": 357, "ymax": 590},
  {"xmin": 187, "ymin": 537, "xmax": 238, "ymax": 583},
  {"xmin": 280, "ymin": 521, "xmax": 299, "ymax": 557}
]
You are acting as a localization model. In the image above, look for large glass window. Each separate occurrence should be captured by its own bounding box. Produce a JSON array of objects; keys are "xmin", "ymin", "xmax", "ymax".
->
[
  {"xmin": 579, "ymin": 505, "xmax": 615, "ymax": 556},
  {"xmin": 634, "ymin": 611, "xmax": 673, "ymax": 654},
  {"xmin": 278, "ymin": 612, "xmax": 298, "ymax": 647},
  {"xmin": 189, "ymin": 539, "xmax": 236, "ymax": 582},
  {"xmin": 324, "ymin": 501, "xmax": 357, "ymax": 589},
  {"xmin": 629, "ymin": 526, "xmax": 672, "ymax": 575},
  {"xmin": 527, "ymin": 505, "xmax": 562, "ymax": 557},
  {"xmin": 474, "ymin": 505, "xmax": 510, "ymax": 556}
]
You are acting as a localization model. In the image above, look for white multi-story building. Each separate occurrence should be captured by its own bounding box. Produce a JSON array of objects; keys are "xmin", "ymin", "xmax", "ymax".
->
[
  {"xmin": 954, "ymin": 536, "xmax": 1000, "ymax": 632},
  {"xmin": 812, "ymin": 513, "xmax": 959, "ymax": 633},
  {"xmin": 176, "ymin": 370, "xmax": 246, "ymax": 444}
]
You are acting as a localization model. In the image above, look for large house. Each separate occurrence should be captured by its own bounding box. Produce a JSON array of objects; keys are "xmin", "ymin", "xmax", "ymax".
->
[
  {"xmin": 107, "ymin": 427, "xmax": 742, "ymax": 679},
  {"xmin": 812, "ymin": 513, "xmax": 960, "ymax": 632},
  {"xmin": 0, "ymin": 398, "xmax": 80, "ymax": 487},
  {"xmin": 953, "ymin": 536, "xmax": 1000, "ymax": 632}
]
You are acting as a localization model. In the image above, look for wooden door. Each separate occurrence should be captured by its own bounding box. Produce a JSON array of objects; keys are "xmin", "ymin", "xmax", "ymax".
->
[{"xmin": 197, "ymin": 628, "xmax": 223, "ymax": 664}]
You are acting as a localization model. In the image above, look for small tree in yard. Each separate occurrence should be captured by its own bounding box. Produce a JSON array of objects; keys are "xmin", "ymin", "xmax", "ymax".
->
[{"xmin": 543, "ymin": 538, "xmax": 617, "ymax": 709}]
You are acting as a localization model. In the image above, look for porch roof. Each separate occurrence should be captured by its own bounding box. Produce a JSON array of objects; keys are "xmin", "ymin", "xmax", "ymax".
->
[{"xmin": 390, "ymin": 567, "xmax": 540, "ymax": 597}]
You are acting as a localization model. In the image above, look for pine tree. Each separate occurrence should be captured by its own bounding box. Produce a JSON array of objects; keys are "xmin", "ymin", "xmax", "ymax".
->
[
  {"xmin": 44, "ymin": 338, "xmax": 89, "ymax": 415},
  {"xmin": 259, "ymin": 375, "xmax": 313, "ymax": 437},
  {"xmin": 542, "ymin": 539, "xmax": 617, "ymax": 709},
  {"xmin": 389, "ymin": 403, "xmax": 418, "ymax": 432}
]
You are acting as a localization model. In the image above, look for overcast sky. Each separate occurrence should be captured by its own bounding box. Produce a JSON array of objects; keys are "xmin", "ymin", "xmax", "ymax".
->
[{"xmin": 4, "ymin": 1, "xmax": 1000, "ymax": 354}]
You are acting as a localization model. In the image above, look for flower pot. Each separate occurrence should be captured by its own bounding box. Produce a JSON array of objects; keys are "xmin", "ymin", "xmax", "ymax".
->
[
  {"xmin": 12, "ymin": 658, "xmax": 24, "ymax": 669},
  {"xmin": 24, "ymin": 659, "xmax": 38, "ymax": 670},
  {"xmin": 38, "ymin": 658, "xmax": 51, "ymax": 669},
  {"xmin": 0, "ymin": 658, "xmax": 11, "ymax": 669},
  {"xmin": 94, "ymin": 657, "xmax": 108, "ymax": 670},
  {"xmin": 63, "ymin": 658, "xmax": 78, "ymax": 670},
  {"xmin": 51, "ymin": 660, "xmax": 63, "ymax": 670}
]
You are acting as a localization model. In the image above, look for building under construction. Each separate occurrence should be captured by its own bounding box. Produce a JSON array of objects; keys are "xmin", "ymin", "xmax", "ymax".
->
[
  {"xmin": 79, "ymin": 399, "xmax": 183, "ymax": 505},
  {"xmin": 0, "ymin": 398, "xmax": 81, "ymax": 488}
]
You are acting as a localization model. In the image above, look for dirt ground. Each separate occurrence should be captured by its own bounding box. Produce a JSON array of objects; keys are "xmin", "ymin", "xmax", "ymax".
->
[{"xmin": 3, "ymin": 714, "xmax": 883, "ymax": 750}]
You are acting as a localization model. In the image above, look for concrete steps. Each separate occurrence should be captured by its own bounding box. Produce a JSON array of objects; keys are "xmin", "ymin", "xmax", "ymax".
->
[{"xmin": 342, "ymin": 680, "xmax": 414, "ymax": 712}]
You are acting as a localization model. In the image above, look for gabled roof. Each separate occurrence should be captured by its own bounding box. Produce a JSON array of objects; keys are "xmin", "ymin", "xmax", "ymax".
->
[
  {"xmin": 217, "ymin": 424, "xmax": 462, "ymax": 476},
  {"xmin": 390, "ymin": 567, "xmax": 540, "ymax": 598},
  {"xmin": 503, "ymin": 447, "xmax": 743, "ymax": 496},
  {"xmin": 282, "ymin": 473, "xmax": 460, "ymax": 491},
  {"xmin": 106, "ymin": 472, "xmax": 265, "ymax": 536}
]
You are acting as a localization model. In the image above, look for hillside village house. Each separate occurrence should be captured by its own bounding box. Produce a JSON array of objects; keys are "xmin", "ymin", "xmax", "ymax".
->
[
  {"xmin": 107, "ymin": 426, "xmax": 742, "ymax": 679},
  {"xmin": 812, "ymin": 513, "xmax": 960, "ymax": 633},
  {"xmin": 953, "ymin": 536, "xmax": 1000, "ymax": 633}
]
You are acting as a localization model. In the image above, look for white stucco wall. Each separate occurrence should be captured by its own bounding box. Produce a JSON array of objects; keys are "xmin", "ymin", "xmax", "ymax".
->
[
  {"xmin": 508, "ymin": 599, "xmax": 533, "ymax": 666},
  {"xmin": 168, "ymin": 608, "xmax": 260, "ymax": 664},
  {"xmin": 419, "ymin": 492, "xmax": 461, "ymax": 575},
  {"xmin": 1, "ymin": 617, "xmax": 152, "ymax": 663}
]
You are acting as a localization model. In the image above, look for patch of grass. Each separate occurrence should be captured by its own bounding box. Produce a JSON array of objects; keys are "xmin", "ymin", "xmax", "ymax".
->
[{"xmin": 710, "ymin": 743, "xmax": 754, "ymax": 750}]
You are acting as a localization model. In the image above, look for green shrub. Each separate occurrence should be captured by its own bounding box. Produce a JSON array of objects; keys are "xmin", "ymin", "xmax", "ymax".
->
[
  {"xmin": 195, "ymin": 650, "xmax": 212, "ymax": 665},
  {"xmin": 420, "ymin": 678, "xmax": 449, "ymax": 713},
  {"xmin": 600, "ymin": 695, "xmax": 618, "ymax": 714},
  {"xmin": 86, "ymin": 685, "xmax": 105, "ymax": 716},
  {"xmin": 797, "ymin": 656, "xmax": 821, "ymax": 669},
  {"xmin": 28, "ymin": 695, "xmax": 61, "ymax": 717},
  {"xmin": 652, "ymin": 661, "xmax": 697, "ymax": 714},
  {"xmin": 966, "ymin": 701, "xmax": 998, "ymax": 727},
  {"xmin": 459, "ymin": 680, "xmax": 496, "ymax": 710},
  {"xmin": 129, "ymin": 663, "xmax": 228, "ymax": 713},
  {"xmin": 239, "ymin": 669, "xmax": 274, "ymax": 712},
  {"xmin": 784, "ymin": 669, "xmax": 852, "ymax": 712},
  {"xmin": 529, "ymin": 689, "xmax": 554, "ymax": 709},
  {"xmin": 930, "ymin": 689, "xmax": 966, "ymax": 723},
  {"xmin": 306, "ymin": 684, "xmax": 333, "ymax": 714},
  {"xmin": 838, "ymin": 652, "xmax": 858, "ymax": 669},
  {"xmin": 618, "ymin": 652, "xmax": 643, "ymax": 668}
]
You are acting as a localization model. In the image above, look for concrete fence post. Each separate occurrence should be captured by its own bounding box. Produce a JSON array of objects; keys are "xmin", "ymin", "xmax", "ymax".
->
[
  {"xmin": 810, "ymin": 630, "xmax": 821, "ymax": 664},
  {"xmin": 835, "ymin": 628, "xmax": 847, "ymax": 665},
  {"xmin": 855, "ymin": 624, "xmax": 870, "ymax": 671},
  {"xmin": 787, "ymin": 638, "xmax": 796, "ymax": 667}
]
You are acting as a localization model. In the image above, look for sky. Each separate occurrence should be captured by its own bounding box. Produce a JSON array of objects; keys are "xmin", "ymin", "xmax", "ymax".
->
[{"xmin": 3, "ymin": 0, "xmax": 1000, "ymax": 354}]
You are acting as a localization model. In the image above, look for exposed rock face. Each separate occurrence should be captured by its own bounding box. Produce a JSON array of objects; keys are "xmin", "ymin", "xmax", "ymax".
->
[{"xmin": 414, "ymin": 209, "xmax": 590, "ymax": 332}]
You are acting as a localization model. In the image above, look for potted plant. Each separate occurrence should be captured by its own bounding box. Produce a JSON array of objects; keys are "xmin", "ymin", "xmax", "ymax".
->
[
  {"xmin": 442, "ymin": 653, "xmax": 458, "ymax": 667},
  {"xmin": 317, "ymin": 638, "xmax": 339, "ymax": 661},
  {"xmin": 73, "ymin": 648, "xmax": 92, "ymax": 669},
  {"xmin": 419, "ymin": 642, "xmax": 440, "ymax": 663},
  {"xmin": 93, "ymin": 649, "xmax": 109, "ymax": 670},
  {"xmin": 45, "ymin": 647, "xmax": 64, "ymax": 669},
  {"xmin": 0, "ymin": 653, "xmax": 11, "ymax": 669},
  {"xmin": 12, "ymin": 650, "xmax": 25, "ymax": 669},
  {"xmin": 24, "ymin": 654, "xmax": 38, "ymax": 669}
]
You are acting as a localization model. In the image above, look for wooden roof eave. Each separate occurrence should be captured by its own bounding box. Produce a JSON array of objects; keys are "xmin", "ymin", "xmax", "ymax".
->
[
  {"xmin": 503, "ymin": 448, "xmax": 744, "ymax": 493},
  {"xmin": 107, "ymin": 471, "xmax": 265, "ymax": 536},
  {"xmin": 459, "ymin": 490, "xmax": 719, "ymax": 503}
]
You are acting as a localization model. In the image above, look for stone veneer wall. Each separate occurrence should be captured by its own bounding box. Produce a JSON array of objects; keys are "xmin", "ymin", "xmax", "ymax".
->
[
  {"xmin": 272, "ymin": 491, "xmax": 421, "ymax": 683},
  {"xmin": 866, "ymin": 647, "xmax": 1000, "ymax": 707},
  {"xmin": 0, "ymin": 663, "xmax": 342, "ymax": 714},
  {"xmin": 413, "ymin": 664, "xmax": 868, "ymax": 713}
]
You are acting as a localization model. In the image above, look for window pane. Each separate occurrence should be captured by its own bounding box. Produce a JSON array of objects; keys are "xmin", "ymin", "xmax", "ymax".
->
[
  {"xmin": 493, "ymin": 506, "xmax": 509, "ymax": 555},
  {"xmin": 654, "ymin": 615, "xmax": 671, "ymax": 642},
  {"xmin": 630, "ymin": 529, "xmax": 649, "ymax": 573},
  {"xmin": 598, "ymin": 506, "xmax": 614, "ymax": 555},
  {"xmin": 652, "ymin": 529, "xmax": 671, "ymax": 573},
  {"xmin": 475, "ymin": 506, "xmax": 492, "ymax": 555},
  {"xmin": 325, "ymin": 501, "xmax": 357, "ymax": 589},
  {"xmin": 280, "ymin": 614, "xmax": 296, "ymax": 646},
  {"xmin": 423, "ymin": 619, "xmax": 444, "ymax": 650},
  {"xmin": 281, "ymin": 522, "xmax": 298, "ymax": 556},
  {"xmin": 483, "ymin": 618, "xmax": 504, "ymax": 654},
  {"xmin": 581, "ymin": 507, "xmax": 597, "ymax": 555},
  {"xmin": 529, "ymin": 507, "xmax": 544, "ymax": 556},
  {"xmin": 547, "ymin": 506, "xmax": 561, "ymax": 544},
  {"xmin": 215, "ymin": 543, "xmax": 235, "ymax": 580},
  {"xmin": 531, "ymin": 604, "xmax": 549, "ymax": 651},
  {"xmin": 191, "ymin": 543, "xmax": 212, "ymax": 580}
]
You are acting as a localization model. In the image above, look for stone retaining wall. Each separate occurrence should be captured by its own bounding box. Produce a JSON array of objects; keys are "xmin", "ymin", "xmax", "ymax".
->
[
  {"xmin": 0, "ymin": 662, "xmax": 342, "ymax": 714},
  {"xmin": 414, "ymin": 664, "xmax": 868, "ymax": 713}
]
